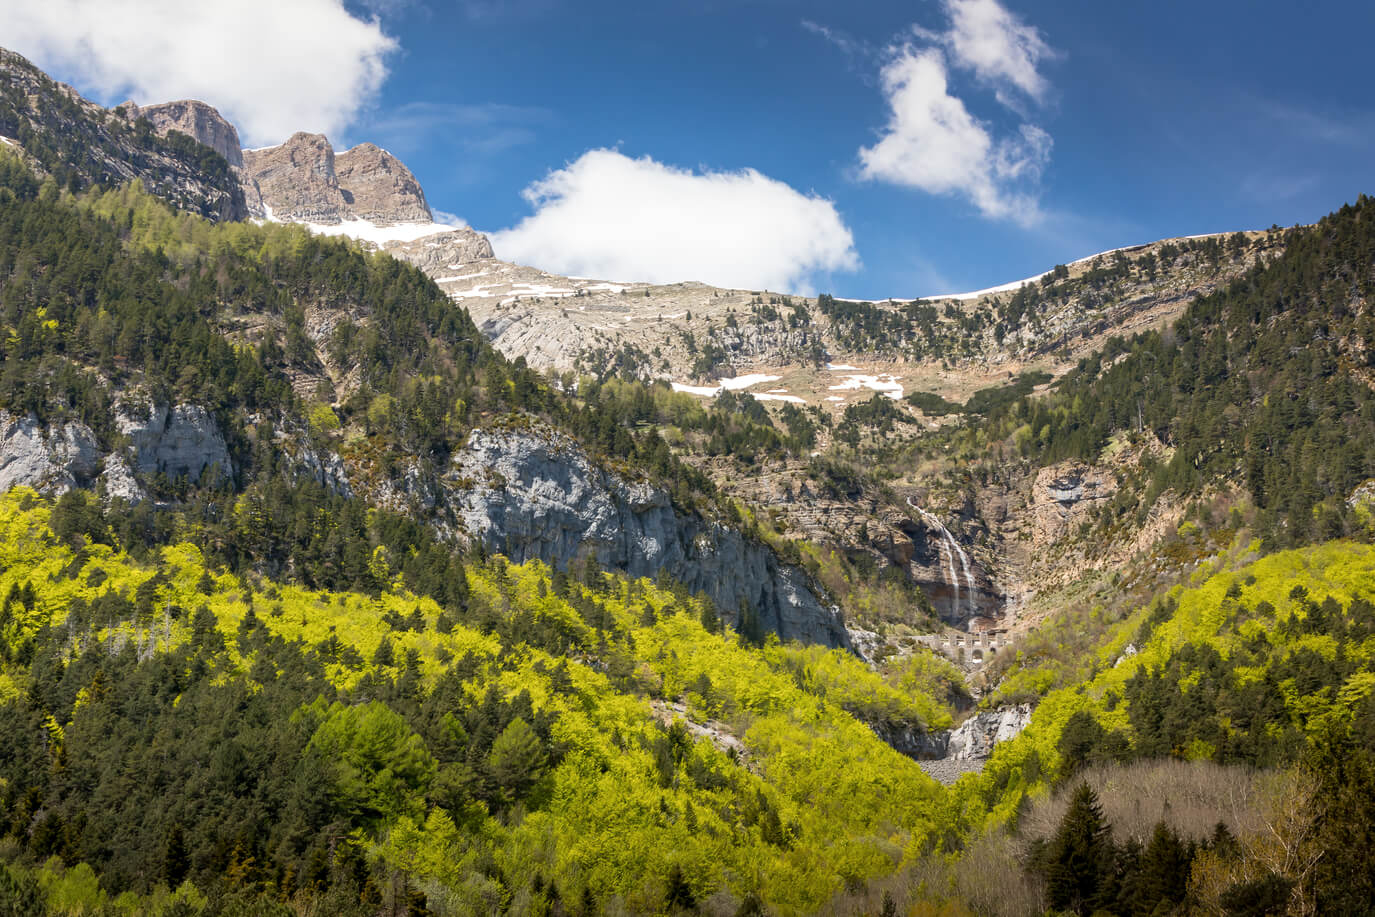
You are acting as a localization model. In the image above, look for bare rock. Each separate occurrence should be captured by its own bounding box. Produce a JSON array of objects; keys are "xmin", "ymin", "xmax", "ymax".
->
[
  {"xmin": 383, "ymin": 228, "xmax": 495, "ymax": 272},
  {"xmin": 943, "ymin": 704, "xmax": 1033, "ymax": 760},
  {"xmin": 0, "ymin": 411, "xmax": 100, "ymax": 494},
  {"xmin": 100, "ymin": 453, "xmax": 146, "ymax": 504},
  {"xmin": 243, "ymin": 134, "xmax": 433, "ymax": 225},
  {"xmin": 448, "ymin": 427, "xmax": 850, "ymax": 648},
  {"xmin": 334, "ymin": 143, "xmax": 431, "ymax": 223},
  {"xmin": 124, "ymin": 99, "xmax": 243, "ymax": 168},
  {"xmin": 243, "ymin": 132, "xmax": 349, "ymax": 223},
  {"xmin": 116, "ymin": 403, "xmax": 232, "ymax": 484}
]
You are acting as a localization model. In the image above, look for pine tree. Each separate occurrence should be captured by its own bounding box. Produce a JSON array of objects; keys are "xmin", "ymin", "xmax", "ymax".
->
[{"xmin": 1042, "ymin": 782, "xmax": 1114, "ymax": 914}]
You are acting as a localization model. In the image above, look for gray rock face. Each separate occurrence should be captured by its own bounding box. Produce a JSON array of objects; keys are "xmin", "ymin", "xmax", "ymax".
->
[
  {"xmin": 0, "ymin": 411, "xmax": 100, "ymax": 494},
  {"xmin": 334, "ymin": 143, "xmax": 431, "ymax": 224},
  {"xmin": 126, "ymin": 99, "xmax": 244, "ymax": 168},
  {"xmin": 243, "ymin": 133, "xmax": 433, "ymax": 225},
  {"xmin": 909, "ymin": 703, "xmax": 1033, "ymax": 785},
  {"xmin": 450, "ymin": 428, "xmax": 849, "ymax": 648},
  {"xmin": 0, "ymin": 49, "xmax": 245, "ymax": 222},
  {"xmin": 869, "ymin": 719, "xmax": 950, "ymax": 759},
  {"xmin": 383, "ymin": 228, "xmax": 495, "ymax": 272},
  {"xmin": 99, "ymin": 453, "xmax": 146, "ymax": 504},
  {"xmin": 943, "ymin": 704, "xmax": 1033, "ymax": 760},
  {"xmin": 116, "ymin": 403, "xmax": 231, "ymax": 484}
]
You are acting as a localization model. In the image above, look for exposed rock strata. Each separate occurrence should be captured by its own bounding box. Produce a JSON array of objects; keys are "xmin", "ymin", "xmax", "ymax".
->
[
  {"xmin": 0, "ymin": 49, "xmax": 246, "ymax": 221},
  {"xmin": 115, "ymin": 403, "xmax": 232, "ymax": 484},
  {"xmin": 0, "ymin": 412, "xmax": 100, "ymax": 494},
  {"xmin": 449, "ymin": 428, "xmax": 850, "ymax": 648},
  {"xmin": 912, "ymin": 704, "xmax": 1034, "ymax": 785},
  {"xmin": 383, "ymin": 228, "xmax": 495, "ymax": 272},
  {"xmin": 124, "ymin": 99, "xmax": 244, "ymax": 167},
  {"xmin": 243, "ymin": 133, "xmax": 431, "ymax": 224}
]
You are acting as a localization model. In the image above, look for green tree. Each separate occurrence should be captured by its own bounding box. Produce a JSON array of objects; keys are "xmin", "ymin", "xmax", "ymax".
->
[
  {"xmin": 305, "ymin": 700, "xmax": 436, "ymax": 827},
  {"xmin": 1039, "ymin": 782, "xmax": 1114, "ymax": 914},
  {"xmin": 487, "ymin": 717, "xmax": 547, "ymax": 801}
]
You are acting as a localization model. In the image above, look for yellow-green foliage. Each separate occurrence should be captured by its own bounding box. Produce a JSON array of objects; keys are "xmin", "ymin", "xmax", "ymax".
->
[
  {"xmin": 0, "ymin": 489, "xmax": 957, "ymax": 914},
  {"xmin": 953, "ymin": 540, "xmax": 1375, "ymax": 828}
]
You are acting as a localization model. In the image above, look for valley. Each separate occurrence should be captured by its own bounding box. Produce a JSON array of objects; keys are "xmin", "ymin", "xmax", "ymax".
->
[{"xmin": 0, "ymin": 39, "xmax": 1372, "ymax": 917}]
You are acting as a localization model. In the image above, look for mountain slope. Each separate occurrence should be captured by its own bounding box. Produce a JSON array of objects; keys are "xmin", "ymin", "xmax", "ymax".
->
[{"xmin": 0, "ymin": 49, "xmax": 244, "ymax": 221}]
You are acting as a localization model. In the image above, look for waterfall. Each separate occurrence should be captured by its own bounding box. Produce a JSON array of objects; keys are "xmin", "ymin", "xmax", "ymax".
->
[{"xmin": 908, "ymin": 498, "xmax": 977, "ymax": 616}]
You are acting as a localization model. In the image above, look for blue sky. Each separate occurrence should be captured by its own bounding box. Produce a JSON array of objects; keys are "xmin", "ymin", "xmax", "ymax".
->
[{"xmin": 5, "ymin": 0, "xmax": 1374, "ymax": 298}]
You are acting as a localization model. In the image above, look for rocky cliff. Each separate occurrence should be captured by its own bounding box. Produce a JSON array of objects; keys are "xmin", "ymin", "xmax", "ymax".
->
[
  {"xmin": 122, "ymin": 99, "xmax": 244, "ymax": 168},
  {"xmin": 0, "ymin": 49, "xmax": 245, "ymax": 221},
  {"xmin": 448, "ymin": 428, "xmax": 851, "ymax": 648},
  {"xmin": 0, "ymin": 412, "xmax": 100, "ymax": 495},
  {"xmin": 334, "ymin": 143, "xmax": 431, "ymax": 223},
  {"xmin": 0, "ymin": 402, "xmax": 232, "ymax": 501},
  {"xmin": 243, "ymin": 132, "xmax": 431, "ymax": 224},
  {"xmin": 383, "ymin": 228, "xmax": 495, "ymax": 272},
  {"xmin": 912, "ymin": 703, "xmax": 1034, "ymax": 785},
  {"xmin": 115, "ymin": 402, "xmax": 232, "ymax": 485}
]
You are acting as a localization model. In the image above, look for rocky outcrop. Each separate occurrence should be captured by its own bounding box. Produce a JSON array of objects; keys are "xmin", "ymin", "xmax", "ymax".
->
[
  {"xmin": 99, "ymin": 453, "xmax": 145, "ymax": 504},
  {"xmin": 242, "ymin": 132, "xmax": 348, "ymax": 223},
  {"xmin": 912, "ymin": 703, "xmax": 1034, "ymax": 785},
  {"xmin": 896, "ymin": 499, "xmax": 1001, "ymax": 626},
  {"xmin": 0, "ymin": 412, "xmax": 100, "ymax": 494},
  {"xmin": 123, "ymin": 99, "xmax": 244, "ymax": 168},
  {"xmin": 0, "ymin": 48, "xmax": 245, "ymax": 221},
  {"xmin": 334, "ymin": 143, "xmax": 431, "ymax": 223},
  {"xmin": 115, "ymin": 403, "xmax": 232, "ymax": 484},
  {"xmin": 0, "ymin": 403, "xmax": 232, "ymax": 497},
  {"xmin": 243, "ymin": 133, "xmax": 432, "ymax": 225},
  {"xmin": 384, "ymin": 228, "xmax": 495, "ymax": 272},
  {"xmin": 869, "ymin": 719, "xmax": 949, "ymax": 760},
  {"xmin": 448, "ymin": 428, "xmax": 850, "ymax": 648},
  {"xmin": 943, "ymin": 704, "xmax": 1033, "ymax": 760}
]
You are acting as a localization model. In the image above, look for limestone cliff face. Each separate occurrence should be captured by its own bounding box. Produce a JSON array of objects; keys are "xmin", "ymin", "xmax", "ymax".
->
[
  {"xmin": 0, "ymin": 412, "xmax": 100, "ymax": 494},
  {"xmin": 942, "ymin": 704, "xmax": 1032, "ymax": 760},
  {"xmin": 125, "ymin": 100, "xmax": 244, "ymax": 168},
  {"xmin": 449, "ymin": 428, "xmax": 851, "ymax": 648},
  {"xmin": 383, "ymin": 228, "xmax": 495, "ymax": 272},
  {"xmin": 0, "ymin": 402, "xmax": 231, "ymax": 499},
  {"xmin": 0, "ymin": 49, "xmax": 245, "ymax": 221},
  {"xmin": 243, "ymin": 133, "xmax": 432, "ymax": 225},
  {"xmin": 242, "ymin": 132, "xmax": 348, "ymax": 223},
  {"xmin": 334, "ymin": 143, "xmax": 431, "ymax": 223},
  {"xmin": 115, "ymin": 403, "xmax": 233, "ymax": 484}
]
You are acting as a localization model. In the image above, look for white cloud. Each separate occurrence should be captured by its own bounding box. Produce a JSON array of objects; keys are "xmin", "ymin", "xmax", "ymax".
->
[
  {"xmin": 429, "ymin": 209, "xmax": 470, "ymax": 229},
  {"xmin": 0, "ymin": 0, "xmax": 397, "ymax": 146},
  {"xmin": 855, "ymin": 0, "xmax": 1055, "ymax": 223},
  {"xmin": 858, "ymin": 48, "xmax": 1049, "ymax": 223},
  {"xmin": 941, "ymin": 0, "xmax": 1052, "ymax": 107},
  {"xmin": 490, "ymin": 150, "xmax": 858, "ymax": 293}
]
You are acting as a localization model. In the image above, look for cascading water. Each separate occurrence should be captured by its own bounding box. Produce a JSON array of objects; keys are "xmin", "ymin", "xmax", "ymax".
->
[{"xmin": 908, "ymin": 497, "xmax": 977, "ymax": 617}]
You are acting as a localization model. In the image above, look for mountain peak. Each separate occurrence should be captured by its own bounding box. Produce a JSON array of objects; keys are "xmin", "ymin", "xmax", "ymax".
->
[
  {"xmin": 119, "ymin": 99, "xmax": 244, "ymax": 168},
  {"xmin": 241, "ymin": 131, "xmax": 431, "ymax": 225}
]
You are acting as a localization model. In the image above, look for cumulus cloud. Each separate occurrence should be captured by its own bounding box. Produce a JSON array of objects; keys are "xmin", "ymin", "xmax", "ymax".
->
[
  {"xmin": 941, "ymin": 0, "xmax": 1052, "ymax": 107},
  {"xmin": 0, "ymin": 0, "xmax": 397, "ymax": 146},
  {"xmin": 490, "ymin": 150, "xmax": 858, "ymax": 293},
  {"xmin": 857, "ymin": 0, "xmax": 1055, "ymax": 223}
]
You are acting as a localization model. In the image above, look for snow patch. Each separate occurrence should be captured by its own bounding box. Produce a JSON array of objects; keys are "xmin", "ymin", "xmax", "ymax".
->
[
  {"xmin": 0, "ymin": 136, "xmax": 14, "ymax": 146},
  {"xmin": 825, "ymin": 363, "xmax": 861, "ymax": 371},
  {"xmin": 720, "ymin": 374, "xmax": 780, "ymax": 391},
  {"xmin": 433, "ymin": 269, "xmax": 493, "ymax": 284},
  {"xmin": 671, "ymin": 374, "xmax": 782, "ymax": 398},
  {"xmin": 303, "ymin": 219, "xmax": 456, "ymax": 245},
  {"xmin": 671, "ymin": 382, "xmax": 720, "ymax": 397},
  {"xmin": 828, "ymin": 374, "xmax": 904, "ymax": 400},
  {"xmin": 753, "ymin": 393, "xmax": 806, "ymax": 404}
]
